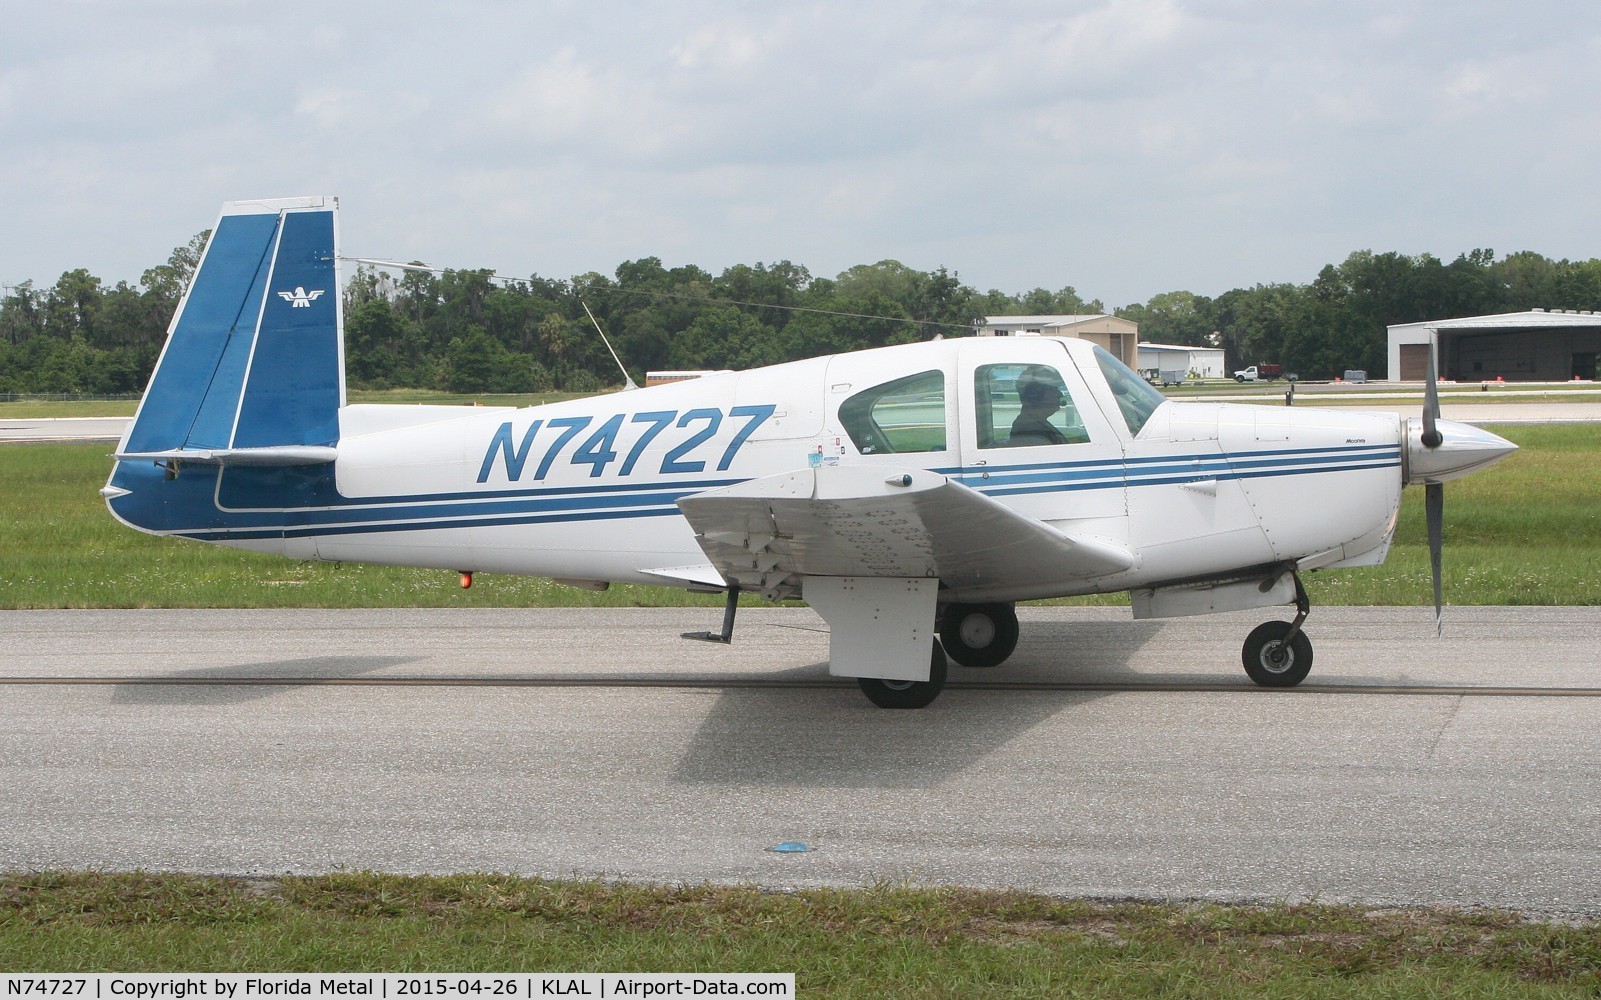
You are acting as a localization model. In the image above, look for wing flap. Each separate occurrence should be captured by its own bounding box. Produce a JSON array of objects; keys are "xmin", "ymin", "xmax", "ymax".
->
[
  {"xmin": 678, "ymin": 466, "xmax": 1132, "ymax": 600},
  {"xmin": 637, "ymin": 564, "xmax": 729, "ymax": 589}
]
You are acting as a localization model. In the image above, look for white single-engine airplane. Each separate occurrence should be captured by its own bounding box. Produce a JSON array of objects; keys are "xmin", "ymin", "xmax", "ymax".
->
[{"xmin": 105, "ymin": 197, "xmax": 1518, "ymax": 708}]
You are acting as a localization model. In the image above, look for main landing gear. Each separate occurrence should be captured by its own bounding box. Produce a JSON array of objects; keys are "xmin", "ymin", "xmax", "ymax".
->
[
  {"xmin": 854, "ymin": 602, "xmax": 1021, "ymax": 710},
  {"xmin": 857, "ymin": 602, "xmax": 1021, "ymax": 709},
  {"xmin": 857, "ymin": 640, "xmax": 948, "ymax": 709},
  {"xmin": 938, "ymin": 602, "xmax": 1020, "ymax": 668},
  {"xmin": 1241, "ymin": 574, "xmax": 1314, "ymax": 687}
]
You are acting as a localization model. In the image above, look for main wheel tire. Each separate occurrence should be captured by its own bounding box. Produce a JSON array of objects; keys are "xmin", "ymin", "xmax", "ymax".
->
[
  {"xmin": 858, "ymin": 640, "xmax": 948, "ymax": 709},
  {"xmin": 939, "ymin": 602, "xmax": 1020, "ymax": 668},
  {"xmin": 1242, "ymin": 620, "xmax": 1314, "ymax": 687}
]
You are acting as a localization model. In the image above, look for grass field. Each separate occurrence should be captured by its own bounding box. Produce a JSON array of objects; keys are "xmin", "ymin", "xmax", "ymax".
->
[
  {"xmin": 1, "ymin": 425, "xmax": 1595, "ymax": 609},
  {"xmin": 2, "ymin": 873, "xmax": 1597, "ymax": 994}
]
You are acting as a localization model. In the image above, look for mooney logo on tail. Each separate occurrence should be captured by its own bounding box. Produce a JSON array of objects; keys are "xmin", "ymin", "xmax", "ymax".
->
[{"xmin": 277, "ymin": 286, "xmax": 325, "ymax": 307}]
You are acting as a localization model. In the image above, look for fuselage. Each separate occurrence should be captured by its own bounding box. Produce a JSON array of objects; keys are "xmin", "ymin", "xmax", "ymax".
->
[{"xmin": 108, "ymin": 335, "xmax": 1413, "ymax": 606}]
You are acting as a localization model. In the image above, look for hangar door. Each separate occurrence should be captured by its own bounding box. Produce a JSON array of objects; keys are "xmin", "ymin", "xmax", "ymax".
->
[{"xmin": 1398, "ymin": 344, "xmax": 1432, "ymax": 382}]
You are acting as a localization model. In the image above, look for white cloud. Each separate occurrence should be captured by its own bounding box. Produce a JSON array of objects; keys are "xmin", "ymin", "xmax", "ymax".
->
[{"xmin": 3, "ymin": 0, "xmax": 1600, "ymax": 305}]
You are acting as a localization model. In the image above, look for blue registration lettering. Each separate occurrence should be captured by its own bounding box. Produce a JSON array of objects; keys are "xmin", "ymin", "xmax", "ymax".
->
[
  {"xmin": 571, "ymin": 414, "xmax": 624, "ymax": 477},
  {"xmin": 718, "ymin": 404, "xmax": 775, "ymax": 471},
  {"xmin": 535, "ymin": 416, "xmax": 593, "ymax": 480},
  {"xmin": 476, "ymin": 420, "xmax": 543, "ymax": 483},
  {"xmin": 660, "ymin": 408, "xmax": 722, "ymax": 474},
  {"xmin": 478, "ymin": 404, "xmax": 777, "ymax": 483},
  {"xmin": 620, "ymin": 410, "xmax": 676, "ymax": 475}
]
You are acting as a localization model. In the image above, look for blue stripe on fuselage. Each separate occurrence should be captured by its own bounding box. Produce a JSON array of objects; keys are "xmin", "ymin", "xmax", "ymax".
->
[{"xmin": 121, "ymin": 442, "xmax": 1402, "ymax": 543}]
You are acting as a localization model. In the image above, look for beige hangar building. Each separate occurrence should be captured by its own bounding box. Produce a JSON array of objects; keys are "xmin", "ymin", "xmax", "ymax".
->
[{"xmin": 977, "ymin": 315, "xmax": 1140, "ymax": 370}]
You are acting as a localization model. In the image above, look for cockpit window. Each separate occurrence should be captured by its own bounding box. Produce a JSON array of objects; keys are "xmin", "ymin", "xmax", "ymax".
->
[
  {"xmin": 1093, "ymin": 345, "xmax": 1166, "ymax": 436},
  {"xmin": 975, "ymin": 363, "xmax": 1090, "ymax": 448},
  {"xmin": 839, "ymin": 369, "xmax": 946, "ymax": 454}
]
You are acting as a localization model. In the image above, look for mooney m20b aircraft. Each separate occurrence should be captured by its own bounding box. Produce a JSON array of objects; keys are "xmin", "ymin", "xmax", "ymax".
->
[{"xmin": 105, "ymin": 197, "xmax": 1518, "ymax": 708}]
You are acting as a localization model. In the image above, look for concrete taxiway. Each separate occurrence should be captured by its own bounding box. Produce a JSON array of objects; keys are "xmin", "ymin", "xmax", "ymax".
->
[
  {"xmin": 3, "ymin": 606, "xmax": 1598, "ymax": 915},
  {"xmin": 0, "ymin": 416, "xmax": 131, "ymax": 442}
]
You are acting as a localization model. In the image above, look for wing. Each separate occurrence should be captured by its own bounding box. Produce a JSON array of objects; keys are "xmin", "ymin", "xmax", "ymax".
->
[{"xmin": 677, "ymin": 465, "xmax": 1134, "ymax": 601}]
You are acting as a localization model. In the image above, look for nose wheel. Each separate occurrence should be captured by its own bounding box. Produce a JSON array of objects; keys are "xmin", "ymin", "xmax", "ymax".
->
[{"xmin": 1242, "ymin": 573, "xmax": 1314, "ymax": 687}]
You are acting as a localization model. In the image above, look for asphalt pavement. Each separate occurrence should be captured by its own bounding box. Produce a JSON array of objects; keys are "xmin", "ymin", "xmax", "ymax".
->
[{"xmin": 4, "ymin": 606, "xmax": 1598, "ymax": 916}]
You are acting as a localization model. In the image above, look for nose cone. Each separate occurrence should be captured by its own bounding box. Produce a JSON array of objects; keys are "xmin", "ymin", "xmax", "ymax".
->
[{"xmin": 1404, "ymin": 418, "xmax": 1518, "ymax": 485}]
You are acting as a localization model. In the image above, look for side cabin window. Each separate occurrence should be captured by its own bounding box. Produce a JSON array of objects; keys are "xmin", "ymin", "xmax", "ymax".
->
[
  {"xmin": 839, "ymin": 370, "xmax": 947, "ymax": 455},
  {"xmin": 1093, "ymin": 345, "xmax": 1166, "ymax": 437},
  {"xmin": 975, "ymin": 363, "xmax": 1091, "ymax": 449}
]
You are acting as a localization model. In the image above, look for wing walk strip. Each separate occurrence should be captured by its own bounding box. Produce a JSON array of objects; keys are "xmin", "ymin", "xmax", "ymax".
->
[
  {"xmin": 4, "ymin": 676, "xmax": 1596, "ymax": 697},
  {"xmin": 175, "ymin": 444, "xmax": 1403, "ymax": 540}
]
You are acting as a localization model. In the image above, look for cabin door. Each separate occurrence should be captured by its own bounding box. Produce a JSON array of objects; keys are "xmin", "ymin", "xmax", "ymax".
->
[{"xmin": 955, "ymin": 338, "xmax": 1128, "ymax": 530}]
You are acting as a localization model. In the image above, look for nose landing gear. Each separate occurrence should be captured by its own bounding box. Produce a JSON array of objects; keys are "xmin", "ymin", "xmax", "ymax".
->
[{"xmin": 1242, "ymin": 573, "xmax": 1314, "ymax": 687}]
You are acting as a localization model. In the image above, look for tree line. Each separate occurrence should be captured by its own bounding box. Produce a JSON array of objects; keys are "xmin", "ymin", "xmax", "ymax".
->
[{"xmin": 4, "ymin": 235, "xmax": 1600, "ymax": 395}]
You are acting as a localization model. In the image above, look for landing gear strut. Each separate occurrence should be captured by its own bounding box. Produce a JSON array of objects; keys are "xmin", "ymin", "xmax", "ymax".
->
[
  {"xmin": 682, "ymin": 585, "xmax": 740, "ymax": 644},
  {"xmin": 1242, "ymin": 573, "xmax": 1314, "ymax": 687}
]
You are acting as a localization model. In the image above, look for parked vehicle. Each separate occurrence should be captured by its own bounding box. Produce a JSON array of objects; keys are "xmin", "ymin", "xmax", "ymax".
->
[{"xmin": 1234, "ymin": 364, "xmax": 1292, "ymax": 382}]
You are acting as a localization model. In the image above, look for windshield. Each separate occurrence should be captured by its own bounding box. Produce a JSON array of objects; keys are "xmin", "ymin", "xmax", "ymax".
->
[{"xmin": 1092, "ymin": 345, "xmax": 1167, "ymax": 437}]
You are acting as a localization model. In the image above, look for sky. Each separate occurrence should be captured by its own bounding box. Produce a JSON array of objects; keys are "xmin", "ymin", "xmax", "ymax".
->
[{"xmin": 4, "ymin": 0, "xmax": 1600, "ymax": 308}]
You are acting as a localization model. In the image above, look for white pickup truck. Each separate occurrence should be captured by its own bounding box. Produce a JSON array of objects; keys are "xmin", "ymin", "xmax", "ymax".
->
[{"xmin": 1233, "ymin": 364, "xmax": 1293, "ymax": 382}]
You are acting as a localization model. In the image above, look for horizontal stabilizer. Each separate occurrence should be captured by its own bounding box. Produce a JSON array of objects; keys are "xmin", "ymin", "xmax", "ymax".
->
[
  {"xmin": 679, "ymin": 465, "xmax": 1133, "ymax": 601},
  {"xmin": 114, "ymin": 446, "xmax": 337, "ymax": 467}
]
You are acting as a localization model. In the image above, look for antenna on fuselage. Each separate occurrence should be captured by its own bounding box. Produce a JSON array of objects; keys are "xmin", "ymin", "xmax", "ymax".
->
[
  {"xmin": 581, "ymin": 298, "xmax": 638, "ymax": 390},
  {"xmin": 345, "ymin": 256, "xmax": 640, "ymax": 391}
]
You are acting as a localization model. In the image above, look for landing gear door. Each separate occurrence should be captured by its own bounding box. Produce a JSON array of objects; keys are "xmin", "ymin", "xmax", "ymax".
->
[{"xmin": 956, "ymin": 338, "xmax": 1128, "ymax": 529}]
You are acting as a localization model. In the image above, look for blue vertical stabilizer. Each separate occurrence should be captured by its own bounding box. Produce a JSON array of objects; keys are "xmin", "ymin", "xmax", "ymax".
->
[
  {"xmin": 119, "ymin": 196, "xmax": 344, "ymax": 456},
  {"xmin": 107, "ymin": 197, "xmax": 344, "ymax": 538}
]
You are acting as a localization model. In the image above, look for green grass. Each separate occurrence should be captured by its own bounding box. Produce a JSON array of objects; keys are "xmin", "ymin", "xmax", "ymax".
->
[
  {"xmin": 0, "ymin": 442, "xmax": 731, "ymax": 609},
  {"xmin": 1, "ymin": 873, "xmax": 1597, "ymax": 994},
  {"xmin": 0, "ymin": 399, "xmax": 139, "ymax": 417},
  {"xmin": 1303, "ymin": 423, "xmax": 1601, "ymax": 606},
  {"xmin": 1, "ymin": 425, "xmax": 1595, "ymax": 608}
]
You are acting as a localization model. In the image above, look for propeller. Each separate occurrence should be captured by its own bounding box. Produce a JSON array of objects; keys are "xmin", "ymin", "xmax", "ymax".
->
[
  {"xmin": 1402, "ymin": 333, "xmax": 1516, "ymax": 636},
  {"xmin": 1422, "ymin": 337, "xmax": 1445, "ymax": 635}
]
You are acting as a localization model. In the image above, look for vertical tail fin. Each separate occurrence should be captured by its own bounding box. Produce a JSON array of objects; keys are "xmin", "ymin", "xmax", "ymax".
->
[{"xmin": 119, "ymin": 196, "xmax": 344, "ymax": 458}]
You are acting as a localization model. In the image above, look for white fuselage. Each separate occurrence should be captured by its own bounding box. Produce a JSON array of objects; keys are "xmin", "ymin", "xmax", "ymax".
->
[{"xmin": 220, "ymin": 337, "xmax": 1404, "ymax": 606}]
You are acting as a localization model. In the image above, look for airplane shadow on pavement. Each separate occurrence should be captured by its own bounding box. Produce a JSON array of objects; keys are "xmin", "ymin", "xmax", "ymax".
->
[
  {"xmin": 671, "ymin": 619, "xmax": 1174, "ymax": 789},
  {"xmin": 109, "ymin": 655, "xmax": 423, "ymax": 705}
]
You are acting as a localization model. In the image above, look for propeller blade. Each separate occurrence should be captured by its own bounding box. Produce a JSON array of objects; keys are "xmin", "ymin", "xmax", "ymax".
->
[
  {"xmin": 1422, "ymin": 331, "xmax": 1443, "ymax": 448},
  {"xmin": 1426, "ymin": 481, "xmax": 1444, "ymax": 637}
]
